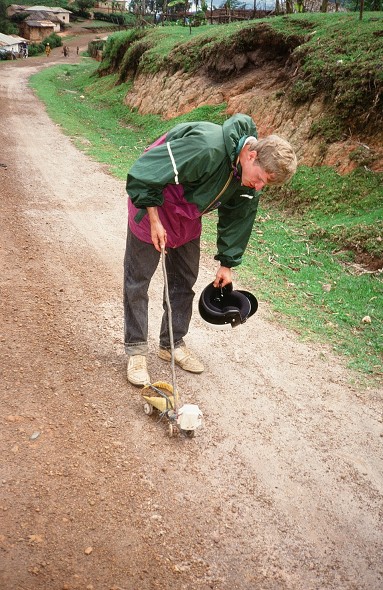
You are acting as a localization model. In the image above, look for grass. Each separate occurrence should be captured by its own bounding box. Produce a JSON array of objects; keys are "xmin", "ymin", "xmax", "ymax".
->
[
  {"xmin": 29, "ymin": 21, "xmax": 382, "ymax": 383},
  {"xmin": 30, "ymin": 61, "xmax": 227, "ymax": 178},
  {"xmin": 202, "ymin": 207, "xmax": 382, "ymax": 377},
  {"xmin": 80, "ymin": 20, "xmax": 123, "ymax": 29},
  {"xmin": 266, "ymin": 165, "xmax": 383, "ymax": 258}
]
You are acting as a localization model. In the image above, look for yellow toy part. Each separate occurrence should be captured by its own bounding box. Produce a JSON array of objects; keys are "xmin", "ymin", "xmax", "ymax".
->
[
  {"xmin": 142, "ymin": 381, "xmax": 177, "ymax": 413},
  {"xmin": 143, "ymin": 381, "xmax": 174, "ymax": 395}
]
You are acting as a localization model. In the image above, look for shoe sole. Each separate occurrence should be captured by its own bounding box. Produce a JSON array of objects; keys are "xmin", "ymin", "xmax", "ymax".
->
[
  {"xmin": 127, "ymin": 376, "xmax": 151, "ymax": 387},
  {"xmin": 127, "ymin": 379, "xmax": 150, "ymax": 387}
]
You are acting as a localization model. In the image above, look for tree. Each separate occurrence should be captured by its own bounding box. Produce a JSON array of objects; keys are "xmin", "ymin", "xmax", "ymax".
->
[
  {"xmin": 76, "ymin": 0, "xmax": 96, "ymax": 13},
  {"xmin": 286, "ymin": 0, "xmax": 294, "ymax": 11},
  {"xmin": 0, "ymin": 0, "xmax": 18, "ymax": 34},
  {"xmin": 320, "ymin": 0, "xmax": 328, "ymax": 11},
  {"xmin": 221, "ymin": 0, "xmax": 245, "ymax": 22},
  {"xmin": 162, "ymin": 0, "xmax": 168, "ymax": 23},
  {"xmin": 344, "ymin": 0, "xmax": 382, "ymax": 8},
  {"xmin": 296, "ymin": 0, "xmax": 304, "ymax": 12}
]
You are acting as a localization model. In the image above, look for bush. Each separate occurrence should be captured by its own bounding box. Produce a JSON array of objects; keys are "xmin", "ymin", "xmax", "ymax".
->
[
  {"xmin": 289, "ymin": 79, "xmax": 315, "ymax": 104},
  {"xmin": 71, "ymin": 8, "xmax": 92, "ymax": 19},
  {"xmin": 97, "ymin": 29, "xmax": 147, "ymax": 76},
  {"xmin": 88, "ymin": 39, "xmax": 105, "ymax": 59},
  {"xmin": 93, "ymin": 11, "xmax": 125, "ymax": 25},
  {"xmin": 309, "ymin": 115, "xmax": 345, "ymax": 143},
  {"xmin": 28, "ymin": 32, "xmax": 62, "ymax": 56}
]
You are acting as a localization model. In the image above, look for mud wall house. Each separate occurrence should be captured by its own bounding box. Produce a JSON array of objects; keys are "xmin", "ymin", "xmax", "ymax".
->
[
  {"xmin": 6, "ymin": 5, "xmax": 27, "ymax": 18},
  {"xmin": 95, "ymin": 1, "xmax": 129, "ymax": 11},
  {"xmin": 20, "ymin": 15, "xmax": 57, "ymax": 42},
  {"xmin": 0, "ymin": 32, "xmax": 28, "ymax": 56},
  {"xmin": 6, "ymin": 5, "xmax": 72, "ymax": 24},
  {"xmin": 23, "ymin": 6, "xmax": 72, "ymax": 25}
]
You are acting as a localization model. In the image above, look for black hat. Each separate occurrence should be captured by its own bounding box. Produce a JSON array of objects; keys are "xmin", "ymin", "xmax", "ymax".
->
[{"xmin": 198, "ymin": 282, "xmax": 258, "ymax": 330}]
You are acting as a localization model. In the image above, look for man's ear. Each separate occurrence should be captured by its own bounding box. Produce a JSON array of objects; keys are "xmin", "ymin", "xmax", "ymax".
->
[{"xmin": 248, "ymin": 148, "xmax": 258, "ymax": 162}]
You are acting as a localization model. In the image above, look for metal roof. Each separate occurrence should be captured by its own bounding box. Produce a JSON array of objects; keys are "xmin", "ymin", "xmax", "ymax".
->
[
  {"xmin": 24, "ymin": 20, "xmax": 56, "ymax": 27},
  {"xmin": 0, "ymin": 32, "xmax": 28, "ymax": 47},
  {"xmin": 24, "ymin": 6, "xmax": 72, "ymax": 13},
  {"xmin": 25, "ymin": 11, "xmax": 61, "ymax": 22}
]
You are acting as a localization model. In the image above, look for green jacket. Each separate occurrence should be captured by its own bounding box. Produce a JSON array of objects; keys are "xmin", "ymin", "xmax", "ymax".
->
[{"xmin": 126, "ymin": 113, "xmax": 260, "ymax": 268}]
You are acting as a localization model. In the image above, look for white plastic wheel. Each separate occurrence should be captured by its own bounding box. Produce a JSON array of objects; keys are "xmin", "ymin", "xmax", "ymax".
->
[
  {"xmin": 168, "ymin": 423, "xmax": 175, "ymax": 437},
  {"xmin": 143, "ymin": 402, "xmax": 154, "ymax": 416}
]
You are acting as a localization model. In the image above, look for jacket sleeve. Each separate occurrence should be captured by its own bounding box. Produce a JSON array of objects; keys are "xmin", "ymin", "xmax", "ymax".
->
[{"xmin": 214, "ymin": 192, "xmax": 260, "ymax": 268}]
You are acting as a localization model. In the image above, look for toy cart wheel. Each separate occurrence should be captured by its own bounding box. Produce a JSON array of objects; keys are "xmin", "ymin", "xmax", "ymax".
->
[
  {"xmin": 184, "ymin": 429, "xmax": 195, "ymax": 438},
  {"xmin": 168, "ymin": 423, "xmax": 175, "ymax": 438},
  {"xmin": 143, "ymin": 402, "xmax": 154, "ymax": 416}
]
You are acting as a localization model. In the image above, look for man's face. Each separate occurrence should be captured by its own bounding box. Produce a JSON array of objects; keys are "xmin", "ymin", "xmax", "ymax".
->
[{"xmin": 239, "ymin": 148, "xmax": 273, "ymax": 190}]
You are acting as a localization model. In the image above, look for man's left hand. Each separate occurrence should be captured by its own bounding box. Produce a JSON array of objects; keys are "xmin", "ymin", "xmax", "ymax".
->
[{"xmin": 213, "ymin": 266, "xmax": 232, "ymax": 288}]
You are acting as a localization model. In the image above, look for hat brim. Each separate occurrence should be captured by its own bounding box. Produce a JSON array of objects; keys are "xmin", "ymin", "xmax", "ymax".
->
[{"xmin": 237, "ymin": 290, "xmax": 258, "ymax": 318}]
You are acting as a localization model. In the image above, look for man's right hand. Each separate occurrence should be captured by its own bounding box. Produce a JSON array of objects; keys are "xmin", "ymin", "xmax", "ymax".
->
[{"xmin": 147, "ymin": 206, "xmax": 167, "ymax": 252}]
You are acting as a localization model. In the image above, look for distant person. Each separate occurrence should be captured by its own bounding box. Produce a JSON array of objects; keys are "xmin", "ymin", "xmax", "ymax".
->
[
  {"xmin": 123, "ymin": 114, "xmax": 298, "ymax": 386},
  {"xmin": 20, "ymin": 42, "xmax": 28, "ymax": 58},
  {"xmin": 45, "ymin": 43, "xmax": 51, "ymax": 57},
  {"xmin": 63, "ymin": 46, "xmax": 68, "ymax": 57},
  {"xmin": 76, "ymin": 46, "xmax": 79, "ymax": 55}
]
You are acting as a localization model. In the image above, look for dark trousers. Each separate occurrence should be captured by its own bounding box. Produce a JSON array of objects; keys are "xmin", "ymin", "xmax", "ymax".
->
[{"xmin": 123, "ymin": 227, "xmax": 200, "ymax": 355}]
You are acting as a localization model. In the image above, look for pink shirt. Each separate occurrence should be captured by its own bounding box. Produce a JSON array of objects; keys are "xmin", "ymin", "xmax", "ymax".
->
[{"xmin": 127, "ymin": 134, "xmax": 202, "ymax": 248}]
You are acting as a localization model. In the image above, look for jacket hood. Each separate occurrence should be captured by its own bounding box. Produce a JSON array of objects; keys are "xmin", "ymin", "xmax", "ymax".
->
[{"xmin": 222, "ymin": 114, "xmax": 258, "ymax": 164}]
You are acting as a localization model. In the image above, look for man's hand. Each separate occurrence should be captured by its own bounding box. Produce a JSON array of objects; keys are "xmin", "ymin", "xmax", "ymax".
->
[
  {"xmin": 147, "ymin": 206, "xmax": 167, "ymax": 252},
  {"xmin": 213, "ymin": 266, "xmax": 232, "ymax": 288}
]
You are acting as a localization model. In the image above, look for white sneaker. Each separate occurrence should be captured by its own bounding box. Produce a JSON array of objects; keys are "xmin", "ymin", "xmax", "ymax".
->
[
  {"xmin": 127, "ymin": 355, "xmax": 150, "ymax": 386},
  {"xmin": 158, "ymin": 345, "xmax": 204, "ymax": 373}
]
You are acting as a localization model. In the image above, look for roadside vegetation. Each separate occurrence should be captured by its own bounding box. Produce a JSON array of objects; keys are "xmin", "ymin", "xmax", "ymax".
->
[
  {"xmin": 29, "ymin": 12, "xmax": 382, "ymax": 382},
  {"xmin": 98, "ymin": 12, "xmax": 383, "ymax": 137}
]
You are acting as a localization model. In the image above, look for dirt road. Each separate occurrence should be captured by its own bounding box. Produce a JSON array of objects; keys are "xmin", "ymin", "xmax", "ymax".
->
[{"xmin": 0, "ymin": 37, "xmax": 382, "ymax": 590}]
